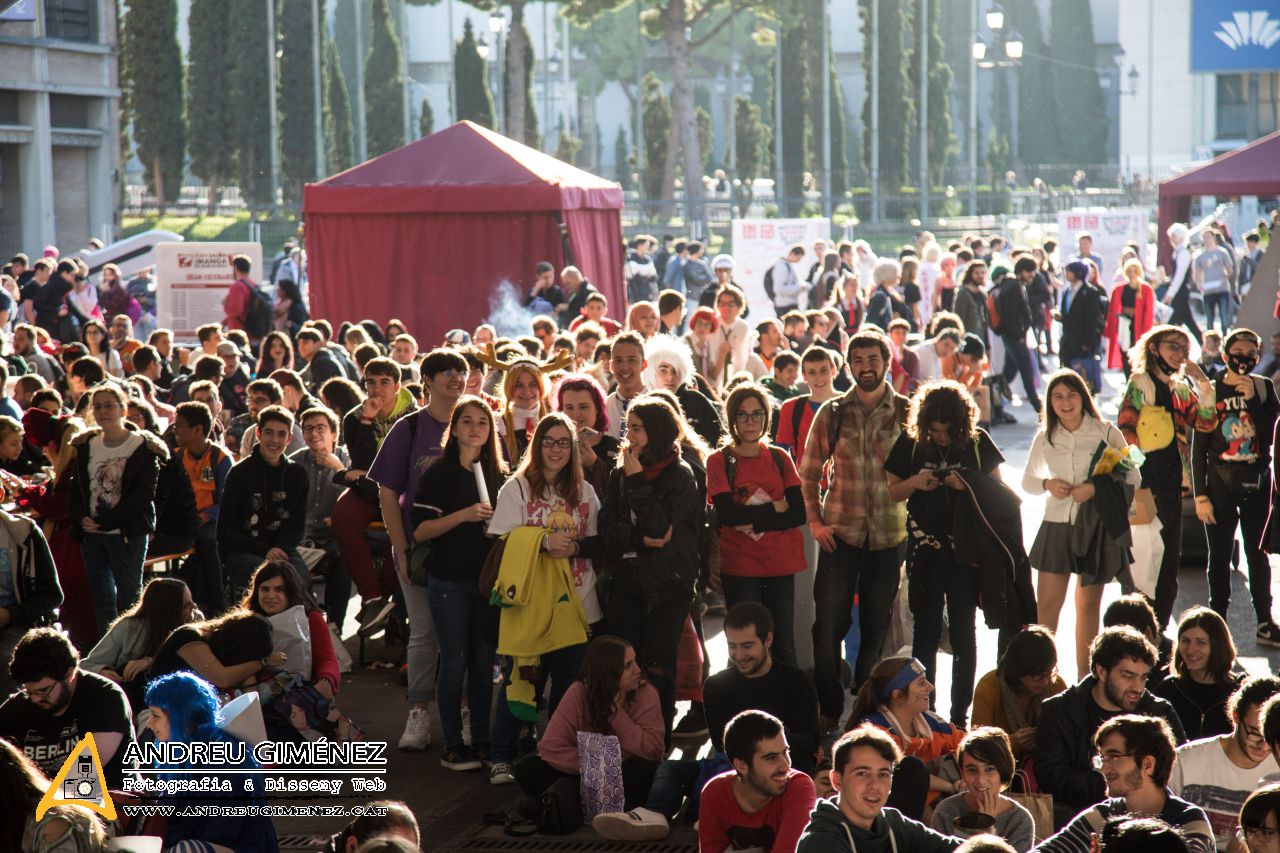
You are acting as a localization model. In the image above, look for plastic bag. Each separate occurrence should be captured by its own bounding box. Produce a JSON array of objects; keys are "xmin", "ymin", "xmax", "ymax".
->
[{"xmin": 268, "ymin": 604, "xmax": 313, "ymax": 680}]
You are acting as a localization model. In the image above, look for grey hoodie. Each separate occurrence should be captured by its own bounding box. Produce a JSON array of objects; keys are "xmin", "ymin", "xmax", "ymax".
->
[{"xmin": 797, "ymin": 801, "xmax": 962, "ymax": 853}]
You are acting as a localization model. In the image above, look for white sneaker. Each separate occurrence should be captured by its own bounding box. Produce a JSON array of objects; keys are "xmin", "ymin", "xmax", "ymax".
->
[
  {"xmin": 489, "ymin": 762, "xmax": 515, "ymax": 785},
  {"xmin": 593, "ymin": 807, "xmax": 670, "ymax": 841},
  {"xmin": 397, "ymin": 707, "xmax": 432, "ymax": 751}
]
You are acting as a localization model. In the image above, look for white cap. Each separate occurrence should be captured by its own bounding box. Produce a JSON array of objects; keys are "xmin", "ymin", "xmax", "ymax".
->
[{"xmin": 712, "ymin": 254, "xmax": 735, "ymax": 270}]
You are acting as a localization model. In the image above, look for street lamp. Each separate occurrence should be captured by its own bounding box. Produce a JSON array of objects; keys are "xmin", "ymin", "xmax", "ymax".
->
[
  {"xmin": 489, "ymin": 9, "xmax": 503, "ymax": 33},
  {"xmin": 1126, "ymin": 64, "xmax": 1140, "ymax": 96},
  {"xmin": 488, "ymin": 9, "xmax": 505, "ymax": 132},
  {"xmin": 972, "ymin": 37, "xmax": 988, "ymax": 62},
  {"xmin": 477, "ymin": 35, "xmax": 490, "ymax": 60},
  {"xmin": 1004, "ymin": 31, "xmax": 1023, "ymax": 61},
  {"xmin": 986, "ymin": 3, "xmax": 1004, "ymax": 32}
]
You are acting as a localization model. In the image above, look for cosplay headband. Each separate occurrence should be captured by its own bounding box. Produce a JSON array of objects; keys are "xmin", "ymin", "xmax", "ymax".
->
[{"xmin": 881, "ymin": 658, "xmax": 927, "ymax": 700}]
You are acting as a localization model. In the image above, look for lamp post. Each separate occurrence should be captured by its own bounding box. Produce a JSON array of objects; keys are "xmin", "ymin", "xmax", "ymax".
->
[
  {"xmin": 974, "ymin": 7, "xmax": 1023, "ymax": 172},
  {"xmin": 489, "ymin": 9, "xmax": 505, "ymax": 134}
]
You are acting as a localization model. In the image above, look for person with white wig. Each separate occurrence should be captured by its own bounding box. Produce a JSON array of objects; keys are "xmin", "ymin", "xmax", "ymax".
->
[
  {"xmin": 644, "ymin": 334, "xmax": 727, "ymax": 448},
  {"xmin": 1162, "ymin": 223, "xmax": 1203, "ymax": 342}
]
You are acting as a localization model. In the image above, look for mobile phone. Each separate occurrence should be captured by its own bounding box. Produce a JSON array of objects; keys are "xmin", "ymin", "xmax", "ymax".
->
[
  {"xmin": 578, "ymin": 426, "xmax": 599, "ymax": 442},
  {"xmin": 932, "ymin": 468, "xmax": 948, "ymax": 482}
]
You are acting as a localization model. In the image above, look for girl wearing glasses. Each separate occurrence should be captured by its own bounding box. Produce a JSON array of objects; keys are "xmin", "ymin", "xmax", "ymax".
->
[
  {"xmin": 971, "ymin": 625, "xmax": 1067, "ymax": 762},
  {"xmin": 1240, "ymin": 785, "xmax": 1280, "ymax": 853},
  {"xmin": 706, "ymin": 383, "xmax": 806, "ymax": 666},
  {"xmin": 1117, "ymin": 324, "xmax": 1216, "ymax": 630},
  {"xmin": 487, "ymin": 412, "xmax": 603, "ymax": 783}
]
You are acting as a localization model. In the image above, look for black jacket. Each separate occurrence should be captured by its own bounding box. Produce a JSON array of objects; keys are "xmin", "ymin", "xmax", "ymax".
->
[
  {"xmin": 557, "ymin": 281, "xmax": 599, "ymax": 330},
  {"xmin": 995, "ymin": 277, "xmax": 1033, "ymax": 340},
  {"xmin": 1059, "ymin": 283, "xmax": 1108, "ymax": 362},
  {"xmin": 68, "ymin": 425, "xmax": 168, "ymax": 542},
  {"xmin": 216, "ymin": 448, "xmax": 308, "ymax": 556},
  {"xmin": 0, "ymin": 508, "xmax": 62, "ymax": 629},
  {"xmin": 599, "ymin": 456, "xmax": 704, "ymax": 605},
  {"xmin": 952, "ymin": 470, "xmax": 1036, "ymax": 631},
  {"xmin": 340, "ymin": 397, "xmax": 416, "ymax": 503},
  {"xmin": 154, "ymin": 452, "xmax": 200, "ymax": 539},
  {"xmin": 303, "ymin": 348, "xmax": 345, "ymax": 394},
  {"xmin": 675, "ymin": 385, "xmax": 727, "ymax": 449},
  {"xmin": 1034, "ymin": 674, "xmax": 1186, "ymax": 813}
]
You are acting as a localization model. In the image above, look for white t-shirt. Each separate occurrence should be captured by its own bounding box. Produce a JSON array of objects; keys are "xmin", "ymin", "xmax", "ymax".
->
[
  {"xmin": 1170, "ymin": 735, "xmax": 1280, "ymax": 847},
  {"xmin": 911, "ymin": 340, "xmax": 942, "ymax": 380},
  {"xmin": 487, "ymin": 474, "xmax": 602, "ymax": 624},
  {"xmin": 87, "ymin": 432, "xmax": 143, "ymax": 534}
]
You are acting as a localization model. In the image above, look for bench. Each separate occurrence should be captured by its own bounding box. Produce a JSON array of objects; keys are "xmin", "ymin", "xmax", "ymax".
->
[{"xmin": 143, "ymin": 548, "xmax": 195, "ymax": 578}]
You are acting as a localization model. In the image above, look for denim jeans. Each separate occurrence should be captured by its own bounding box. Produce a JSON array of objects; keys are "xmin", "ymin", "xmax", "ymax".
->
[
  {"xmin": 396, "ymin": 559, "xmax": 439, "ymax": 706},
  {"xmin": 1000, "ymin": 336, "xmax": 1041, "ymax": 411},
  {"xmin": 1203, "ymin": 290, "xmax": 1232, "ymax": 332},
  {"xmin": 644, "ymin": 754, "xmax": 730, "ymax": 819},
  {"xmin": 82, "ymin": 533, "xmax": 149, "ymax": 633},
  {"xmin": 721, "ymin": 573, "xmax": 797, "ymax": 667},
  {"xmin": 812, "ymin": 536, "xmax": 904, "ymax": 720},
  {"xmin": 428, "ymin": 578, "xmax": 497, "ymax": 750},
  {"xmin": 489, "ymin": 643, "xmax": 586, "ymax": 764},
  {"xmin": 908, "ymin": 542, "xmax": 978, "ymax": 726},
  {"xmin": 1205, "ymin": 471, "xmax": 1272, "ymax": 623}
]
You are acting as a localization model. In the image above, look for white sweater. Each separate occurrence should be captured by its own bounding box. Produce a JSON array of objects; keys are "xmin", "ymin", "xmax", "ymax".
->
[{"xmin": 1021, "ymin": 414, "xmax": 1138, "ymax": 523}]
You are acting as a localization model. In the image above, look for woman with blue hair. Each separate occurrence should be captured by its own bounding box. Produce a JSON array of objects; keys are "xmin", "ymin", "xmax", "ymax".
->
[{"xmin": 144, "ymin": 672, "xmax": 279, "ymax": 853}]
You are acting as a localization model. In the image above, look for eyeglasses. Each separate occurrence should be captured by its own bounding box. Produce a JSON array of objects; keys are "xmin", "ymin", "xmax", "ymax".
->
[
  {"xmin": 540, "ymin": 438, "xmax": 573, "ymax": 449},
  {"xmin": 1024, "ymin": 667, "xmax": 1058, "ymax": 683},
  {"xmin": 21, "ymin": 680, "xmax": 60, "ymax": 700},
  {"xmin": 734, "ymin": 410, "xmax": 766, "ymax": 423},
  {"xmin": 248, "ymin": 396, "xmax": 272, "ymax": 406},
  {"xmin": 302, "ymin": 423, "xmax": 330, "ymax": 433},
  {"xmin": 1242, "ymin": 724, "xmax": 1266, "ymax": 746},
  {"xmin": 1244, "ymin": 826, "xmax": 1279, "ymax": 843},
  {"xmin": 1092, "ymin": 752, "xmax": 1134, "ymax": 769},
  {"xmin": 436, "ymin": 370, "xmax": 467, "ymax": 381},
  {"xmin": 1160, "ymin": 341, "xmax": 1189, "ymax": 355}
]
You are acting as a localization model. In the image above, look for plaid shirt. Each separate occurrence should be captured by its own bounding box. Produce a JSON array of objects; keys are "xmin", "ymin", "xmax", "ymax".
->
[{"xmin": 799, "ymin": 382, "xmax": 908, "ymax": 550}]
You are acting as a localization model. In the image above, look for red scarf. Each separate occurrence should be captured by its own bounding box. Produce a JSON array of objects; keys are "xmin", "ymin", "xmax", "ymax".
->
[{"xmin": 642, "ymin": 454, "xmax": 677, "ymax": 481}]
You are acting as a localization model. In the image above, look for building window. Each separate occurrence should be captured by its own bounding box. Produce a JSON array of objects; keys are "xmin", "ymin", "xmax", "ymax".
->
[
  {"xmin": 44, "ymin": 0, "xmax": 96, "ymax": 42},
  {"xmin": 0, "ymin": 91, "xmax": 18, "ymax": 126},
  {"xmin": 1216, "ymin": 73, "xmax": 1280, "ymax": 141}
]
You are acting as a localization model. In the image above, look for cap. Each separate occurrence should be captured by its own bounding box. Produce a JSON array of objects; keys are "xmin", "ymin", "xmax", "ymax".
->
[
  {"xmin": 445, "ymin": 329, "xmax": 472, "ymax": 346},
  {"xmin": 712, "ymin": 254, "xmax": 735, "ymax": 270}
]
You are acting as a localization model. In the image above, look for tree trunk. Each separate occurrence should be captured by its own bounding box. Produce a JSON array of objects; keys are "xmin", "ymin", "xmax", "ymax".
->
[
  {"xmin": 663, "ymin": 0, "xmax": 704, "ymax": 236},
  {"xmin": 506, "ymin": 0, "xmax": 527, "ymax": 142},
  {"xmin": 153, "ymin": 157, "xmax": 166, "ymax": 216},
  {"xmin": 206, "ymin": 176, "xmax": 221, "ymax": 216}
]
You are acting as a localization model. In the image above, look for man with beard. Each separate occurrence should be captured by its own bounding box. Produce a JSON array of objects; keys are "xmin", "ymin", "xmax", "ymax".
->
[
  {"xmin": 1170, "ymin": 676, "xmax": 1280, "ymax": 848},
  {"xmin": 1035, "ymin": 627, "xmax": 1187, "ymax": 825},
  {"xmin": 605, "ymin": 332, "xmax": 649, "ymax": 439},
  {"xmin": 0, "ymin": 628, "xmax": 136, "ymax": 789},
  {"xmin": 698, "ymin": 711, "xmax": 817, "ymax": 853},
  {"xmin": 593, "ymin": 603, "xmax": 821, "ymax": 841},
  {"xmin": 799, "ymin": 330, "xmax": 910, "ymax": 728},
  {"xmin": 1038, "ymin": 715, "xmax": 1212, "ymax": 853}
]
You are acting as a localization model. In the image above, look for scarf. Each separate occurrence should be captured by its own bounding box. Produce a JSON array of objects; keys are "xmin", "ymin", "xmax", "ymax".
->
[{"xmin": 642, "ymin": 454, "xmax": 677, "ymax": 481}]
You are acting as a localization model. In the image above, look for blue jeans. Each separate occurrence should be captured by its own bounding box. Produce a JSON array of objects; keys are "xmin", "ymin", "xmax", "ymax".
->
[
  {"xmin": 83, "ymin": 533, "xmax": 149, "ymax": 633},
  {"xmin": 645, "ymin": 754, "xmax": 730, "ymax": 819},
  {"xmin": 1000, "ymin": 336, "xmax": 1041, "ymax": 411},
  {"xmin": 721, "ymin": 574, "xmax": 796, "ymax": 667},
  {"xmin": 489, "ymin": 643, "xmax": 586, "ymax": 764},
  {"xmin": 1204, "ymin": 290, "xmax": 1232, "ymax": 332},
  {"xmin": 428, "ymin": 579, "xmax": 497, "ymax": 751}
]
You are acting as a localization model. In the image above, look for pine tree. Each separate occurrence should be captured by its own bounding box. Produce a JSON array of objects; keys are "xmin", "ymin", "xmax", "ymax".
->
[
  {"xmin": 613, "ymin": 126, "xmax": 630, "ymax": 185},
  {"xmin": 455, "ymin": 19, "xmax": 495, "ymax": 129},
  {"xmin": 859, "ymin": 0, "xmax": 913, "ymax": 197},
  {"xmin": 327, "ymin": 39, "xmax": 356, "ymax": 171},
  {"xmin": 1007, "ymin": 0, "xmax": 1058, "ymax": 169},
  {"xmin": 121, "ymin": 0, "xmax": 185, "ymax": 208},
  {"xmin": 365, "ymin": 0, "xmax": 405, "ymax": 156},
  {"xmin": 187, "ymin": 0, "xmax": 234, "ymax": 213},
  {"xmin": 828, "ymin": 60, "xmax": 850, "ymax": 196},
  {"xmin": 419, "ymin": 97, "xmax": 434, "ymax": 137},
  {"xmin": 734, "ymin": 95, "xmax": 765, "ymax": 209},
  {"xmin": 640, "ymin": 72, "xmax": 671, "ymax": 205},
  {"xmin": 228, "ymin": 0, "xmax": 275, "ymax": 209},
  {"xmin": 1049, "ymin": 0, "xmax": 1106, "ymax": 169},
  {"xmin": 503, "ymin": 20, "xmax": 540, "ymax": 147},
  {"xmin": 279, "ymin": 0, "xmax": 325, "ymax": 203},
  {"xmin": 772, "ymin": 18, "xmax": 811, "ymax": 215},
  {"xmin": 696, "ymin": 106, "xmax": 714, "ymax": 172},
  {"xmin": 911, "ymin": 0, "xmax": 957, "ymax": 188}
]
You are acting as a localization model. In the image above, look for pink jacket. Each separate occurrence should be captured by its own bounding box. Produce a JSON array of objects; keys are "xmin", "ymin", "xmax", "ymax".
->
[{"xmin": 537, "ymin": 681, "xmax": 665, "ymax": 774}]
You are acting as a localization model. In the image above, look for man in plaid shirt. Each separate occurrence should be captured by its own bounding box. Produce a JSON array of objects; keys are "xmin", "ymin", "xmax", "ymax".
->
[{"xmin": 799, "ymin": 329, "xmax": 910, "ymax": 726}]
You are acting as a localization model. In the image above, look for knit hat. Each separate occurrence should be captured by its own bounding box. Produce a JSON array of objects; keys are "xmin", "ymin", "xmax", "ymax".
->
[{"xmin": 22, "ymin": 407, "xmax": 55, "ymax": 450}]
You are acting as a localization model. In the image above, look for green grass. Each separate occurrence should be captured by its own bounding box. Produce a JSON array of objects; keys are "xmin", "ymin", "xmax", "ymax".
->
[{"xmin": 121, "ymin": 213, "xmax": 300, "ymax": 244}]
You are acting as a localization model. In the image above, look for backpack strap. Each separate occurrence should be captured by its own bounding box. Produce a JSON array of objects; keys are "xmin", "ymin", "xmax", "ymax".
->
[
  {"xmin": 767, "ymin": 445, "xmax": 788, "ymax": 482},
  {"xmin": 789, "ymin": 394, "xmax": 811, "ymax": 448},
  {"xmin": 827, "ymin": 399, "xmax": 844, "ymax": 456}
]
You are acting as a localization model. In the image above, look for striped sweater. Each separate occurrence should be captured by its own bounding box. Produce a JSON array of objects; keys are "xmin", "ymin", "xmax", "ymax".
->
[{"xmin": 1036, "ymin": 793, "xmax": 1213, "ymax": 853}]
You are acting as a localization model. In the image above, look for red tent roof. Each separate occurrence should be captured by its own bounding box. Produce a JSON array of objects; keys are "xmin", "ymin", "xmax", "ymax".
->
[
  {"xmin": 1159, "ymin": 128, "xmax": 1280, "ymax": 197},
  {"xmin": 304, "ymin": 120, "xmax": 623, "ymax": 214}
]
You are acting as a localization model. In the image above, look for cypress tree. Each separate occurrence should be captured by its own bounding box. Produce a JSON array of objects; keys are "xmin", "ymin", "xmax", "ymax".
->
[
  {"xmin": 555, "ymin": 123, "xmax": 584, "ymax": 165},
  {"xmin": 455, "ymin": 19, "xmax": 495, "ymax": 129},
  {"xmin": 828, "ymin": 60, "xmax": 849, "ymax": 196},
  {"xmin": 419, "ymin": 97, "xmax": 434, "ymax": 137},
  {"xmin": 859, "ymin": 0, "xmax": 913, "ymax": 196},
  {"xmin": 1049, "ymin": 0, "xmax": 1106, "ymax": 168},
  {"xmin": 327, "ymin": 39, "xmax": 356, "ymax": 171},
  {"xmin": 613, "ymin": 126, "xmax": 630, "ymax": 185},
  {"xmin": 696, "ymin": 106, "xmax": 713, "ymax": 172},
  {"xmin": 504, "ymin": 20, "xmax": 540, "ymax": 147},
  {"xmin": 1007, "ymin": 0, "xmax": 1058, "ymax": 169},
  {"xmin": 772, "ymin": 18, "xmax": 811, "ymax": 215},
  {"xmin": 228, "ymin": 0, "xmax": 275, "ymax": 209},
  {"xmin": 640, "ymin": 72, "xmax": 671, "ymax": 204},
  {"xmin": 734, "ymin": 95, "xmax": 765, "ymax": 209},
  {"xmin": 913, "ymin": 0, "xmax": 956, "ymax": 188},
  {"xmin": 365, "ymin": 0, "xmax": 406, "ymax": 156},
  {"xmin": 187, "ymin": 0, "xmax": 234, "ymax": 213},
  {"xmin": 121, "ymin": 0, "xmax": 185, "ymax": 208},
  {"xmin": 279, "ymin": 0, "xmax": 324, "ymax": 203}
]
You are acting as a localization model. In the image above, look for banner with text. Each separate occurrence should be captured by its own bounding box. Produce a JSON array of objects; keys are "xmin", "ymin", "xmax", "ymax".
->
[
  {"xmin": 156, "ymin": 242, "xmax": 262, "ymax": 340},
  {"xmin": 1056, "ymin": 209, "xmax": 1150, "ymax": 276},
  {"xmin": 731, "ymin": 219, "xmax": 832, "ymax": 319}
]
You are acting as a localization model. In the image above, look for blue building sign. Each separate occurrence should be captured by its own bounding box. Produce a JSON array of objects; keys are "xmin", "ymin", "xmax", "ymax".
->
[
  {"xmin": 0, "ymin": 0, "xmax": 36, "ymax": 22},
  {"xmin": 1192, "ymin": 1, "xmax": 1280, "ymax": 72}
]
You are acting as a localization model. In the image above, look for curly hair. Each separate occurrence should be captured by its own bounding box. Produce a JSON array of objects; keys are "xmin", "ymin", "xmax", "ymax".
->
[{"xmin": 906, "ymin": 379, "xmax": 978, "ymax": 444}]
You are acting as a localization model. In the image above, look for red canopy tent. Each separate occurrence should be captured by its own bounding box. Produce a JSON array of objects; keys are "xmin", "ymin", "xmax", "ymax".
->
[
  {"xmin": 303, "ymin": 121, "xmax": 625, "ymax": 345},
  {"xmin": 1157, "ymin": 129, "xmax": 1280, "ymax": 270}
]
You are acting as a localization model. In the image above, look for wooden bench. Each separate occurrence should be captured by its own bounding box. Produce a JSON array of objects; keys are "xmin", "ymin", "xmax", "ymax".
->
[{"xmin": 143, "ymin": 548, "xmax": 195, "ymax": 578}]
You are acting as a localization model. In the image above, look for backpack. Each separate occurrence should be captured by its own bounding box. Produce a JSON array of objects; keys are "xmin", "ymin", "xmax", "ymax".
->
[
  {"xmin": 987, "ymin": 286, "xmax": 1003, "ymax": 335},
  {"xmin": 240, "ymin": 280, "xmax": 275, "ymax": 339},
  {"xmin": 723, "ymin": 445, "xmax": 789, "ymax": 493},
  {"xmin": 763, "ymin": 265, "xmax": 776, "ymax": 302}
]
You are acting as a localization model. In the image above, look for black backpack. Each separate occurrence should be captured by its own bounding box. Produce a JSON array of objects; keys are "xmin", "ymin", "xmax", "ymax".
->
[
  {"xmin": 763, "ymin": 265, "xmax": 776, "ymax": 302},
  {"xmin": 241, "ymin": 280, "xmax": 275, "ymax": 339}
]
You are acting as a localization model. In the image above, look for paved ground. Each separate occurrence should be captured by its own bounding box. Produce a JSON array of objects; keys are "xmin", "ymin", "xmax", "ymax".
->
[{"xmin": 271, "ymin": 372, "xmax": 1280, "ymax": 852}]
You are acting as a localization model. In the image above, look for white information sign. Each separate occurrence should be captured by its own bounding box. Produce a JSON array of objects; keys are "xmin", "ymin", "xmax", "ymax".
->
[
  {"xmin": 1055, "ymin": 209, "xmax": 1150, "ymax": 275},
  {"xmin": 731, "ymin": 218, "xmax": 832, "ymax": 319},
  {"xmin": 155, "ymin": 242, "xmax": 262, "ymax": 340}
]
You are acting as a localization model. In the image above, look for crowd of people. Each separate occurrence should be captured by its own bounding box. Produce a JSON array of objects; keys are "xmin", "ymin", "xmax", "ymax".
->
[{"xmin": 0, "ymin": 217, "xmax": 1278, "ymax": 853}]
